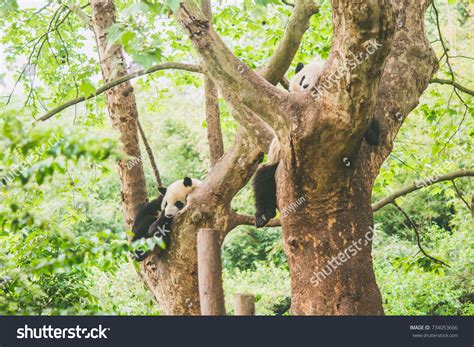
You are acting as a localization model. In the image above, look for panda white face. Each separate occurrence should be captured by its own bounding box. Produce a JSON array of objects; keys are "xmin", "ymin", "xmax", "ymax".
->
[
  {"xmin": 289, "ymin": 61, "xmax": 324, "ymax": 92},
  {"xmin": 159, "ymin": 177, "xmax": 202, "ymax": 218}
]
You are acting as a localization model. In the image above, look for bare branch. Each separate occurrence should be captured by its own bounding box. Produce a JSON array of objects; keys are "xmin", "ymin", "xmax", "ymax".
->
[
  {"xmin": 260, "ymin": 0, "xmax": 319, "ymax": 85},
  {"xmin": 430, "ymin": 78, "xmax": 474, "ymax": 97},
  {"xmin": 451, "ymin": 179, "xmax": 471, "ymax": 212},
  {"xmin": 37, "ymin": 62, "xmax": 202, "ymax": 121},
  {"xmin": 372, "ymin": 169, "xmax": 474, "ymax": 212},
  {"xmin": 137, "ymin": 119, "xmax": 162, "ymax": 188},
  {"xmin": 392, "ymin": 201, "xmax": 450, "ymax": 267},
  {"xmin": 8, "ymin": 5, "xmax": 70, "ymax": 106},
  {"xmin": 281, "ymin": 0, "xmax": 295, "ymax": 7}
]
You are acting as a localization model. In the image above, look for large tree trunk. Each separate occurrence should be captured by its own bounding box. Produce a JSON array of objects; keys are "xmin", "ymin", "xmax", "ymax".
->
[
  {"xmin": 90, "ymin": 0, "xmax": 147, "ymax": 230},
  {"xmin": 278, "ymin": 158, "xmax": 383, "ymax": 314}
]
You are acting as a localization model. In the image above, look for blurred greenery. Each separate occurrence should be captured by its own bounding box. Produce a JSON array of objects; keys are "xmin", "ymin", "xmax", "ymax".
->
[{"xmin": 0, "ymin": 0, "xmax": 472, "ymax": 315}]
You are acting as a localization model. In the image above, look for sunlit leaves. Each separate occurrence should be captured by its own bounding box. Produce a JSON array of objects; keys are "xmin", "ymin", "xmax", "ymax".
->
[{"xmin": 0, "ymin": 0, "xmax": 18, "ymax": 15}]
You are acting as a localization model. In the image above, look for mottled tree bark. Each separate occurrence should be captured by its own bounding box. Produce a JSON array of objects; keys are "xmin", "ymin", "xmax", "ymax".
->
[{"xmin": 90, "ymin": 0, "xmax": 147, "ymax": 228}]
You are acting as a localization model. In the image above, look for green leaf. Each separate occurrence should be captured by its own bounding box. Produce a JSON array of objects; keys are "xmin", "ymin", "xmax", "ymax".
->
[
  {"xmin": 79, "ymin": 80, "xmax": 96, "ymax": 97},
  {"xmin": 121, "ymin": 31, "xmax": 136, "ymax": 46},
  {"xmin": 0, "ymin": 0, "xmax": 18, "ymax": 15}
]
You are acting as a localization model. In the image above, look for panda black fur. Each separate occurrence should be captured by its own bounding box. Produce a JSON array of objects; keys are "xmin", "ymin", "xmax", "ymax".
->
[
  {"xmin": 131, "ymin": 176, "xmax": 201, "ymax": 261},
  {"xmin": 252, "ymin": 62, "xmax": 381, "ymax": 228},
  {"xmin": 131, "ymin": 196, "xmax": 173, "ymax": 261}
]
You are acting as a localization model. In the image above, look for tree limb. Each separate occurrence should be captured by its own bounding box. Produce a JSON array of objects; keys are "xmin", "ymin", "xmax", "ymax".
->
[
  {"xmin": 229, "ymin": 213, "xmax": 281, "ymax": 230},
  {"xmin": 260, "ymin": 0, "xmax": 319, "ymax": 85},
  {"xmin": 430, "ymin": 78, "xmax": 474, "ymax": 97},
  {"xmin": 177, "ymin": 0, "xmax": 290, "ymax": 131},
  {"xmin": 37, "ymin": 62, "xmax": 202, "ymax": 121},
  {"xmin": 363, "ymin": 0, "xmax": 438, "ymax": 177},
  {"xmin": 372, "ymin": 169, "xmax": 474, "ymax": 212},
  {"xmin": 302, "ymin": 0, "xmax": 394, "ymax": 143}
]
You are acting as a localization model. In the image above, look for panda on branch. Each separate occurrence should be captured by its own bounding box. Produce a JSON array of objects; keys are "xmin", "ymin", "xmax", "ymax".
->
[
  {"xmin": 131, "ymin": 177, "xmax": 201, "ymax": 261},
  {"xmin": 252, "ymin": 60, "xmax": 381, "ymax": 228}
]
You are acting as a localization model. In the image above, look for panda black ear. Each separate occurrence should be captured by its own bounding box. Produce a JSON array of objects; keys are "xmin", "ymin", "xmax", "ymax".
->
[
  {"xmin": 183, "ymin": 177, "xmax": 192, "ymax": 187},
  {"xmin": 295, "ymin": 62, "xmax": 304, "ymax": 74},
  {"xmin": 158, "ymin": 187, "xmax": 167, "ymax": 195}
]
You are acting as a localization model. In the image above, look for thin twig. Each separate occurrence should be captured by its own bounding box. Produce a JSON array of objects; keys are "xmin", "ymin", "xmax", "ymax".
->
[
  {"xmin": 137, "ymin": 119, "xmax": 162, "ymax": 188},
  {"xmin": 392, "ymin": 201, "xmax": 450, "ymax": 267},
  {"xmin": 451, "ymin": 179, "xmax": 471, "ymax": 211},
  {"xmin": 430, "ymin": 78, "xmax": 474, "ymax": 97}
]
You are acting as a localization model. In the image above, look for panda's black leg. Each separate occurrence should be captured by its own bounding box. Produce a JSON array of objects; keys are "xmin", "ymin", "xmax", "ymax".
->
[
  {"xmin": 132, "ymin": 249, "xmax": 148, "ymax": 262},
  {"xmin": 364, "ymin": 119, "xmax": 381, "ymax": 146},
  {"xmin": 253, "ymin": 163, "xmax": 278, "ymax": 228}
]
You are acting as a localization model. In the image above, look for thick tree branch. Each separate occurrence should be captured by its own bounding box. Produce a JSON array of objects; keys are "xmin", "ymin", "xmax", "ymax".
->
[
  {"xmin": 260, "ymin": 0, "xmax": 319, "ymax": 85},
  {"xmin": 302, "ymin": 0, "xmax": 394, "ymax": 146},
  {"xmin": 363, "ymin": 0, "xmax": 438, "ymax": 178},
  {"xmin": 37, "ymin": 62, "xmax": 202, "ymax": 121},
  {"xmin": 177, "ymin": 0, "xmax": 290, "ymax": 131},
  {"xmin": 229, "ymin": 213, "xmax": 281, "ymax": 230},
  {"xmin": 372, "ymin": 169, "xmax": 474, "ymax": 212},
  {"xmin": 430, "ymin": 78, "xmax": 474, "ymax": 97}
]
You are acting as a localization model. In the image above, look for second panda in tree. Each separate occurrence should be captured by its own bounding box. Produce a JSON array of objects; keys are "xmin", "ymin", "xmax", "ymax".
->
[
  {"xmin": 252, "ymin": 61, "xmax": 381, "ymax": 228},
  {"xmin": 131, "ymin": 176, "xmax": 201, "ymax": 261}
]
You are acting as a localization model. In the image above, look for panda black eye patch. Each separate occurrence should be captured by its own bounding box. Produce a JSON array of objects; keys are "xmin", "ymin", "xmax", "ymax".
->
[
  {"xmin": 299, "ymin": 75, "xmax": 306, "ymax": 87},
  {"xmin": 175, "ymin": 201, "xmax": 185, "ymax": 209}
]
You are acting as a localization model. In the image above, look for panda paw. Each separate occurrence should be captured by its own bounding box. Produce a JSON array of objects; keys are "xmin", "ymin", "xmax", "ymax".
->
[{"xmin": 255, "ymin": 214, "xmax": 269, "ymax": 228}]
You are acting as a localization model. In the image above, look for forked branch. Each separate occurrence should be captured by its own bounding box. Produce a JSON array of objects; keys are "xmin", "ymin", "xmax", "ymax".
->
[
  {"xmin": 260, "ymin": 0, "xmax": 319, "ymax": 85},
  {"xmin": 177, "ymin": 0, "xmax": 289, "ymax": 130}
]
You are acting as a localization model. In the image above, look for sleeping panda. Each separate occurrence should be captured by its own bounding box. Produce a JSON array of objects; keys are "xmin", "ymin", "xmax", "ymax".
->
[
  {"xmin": 159, "ymin": 177, "xmax": 202, "ymax": 218},
  {"xmin": 252, "ymin": 61, "xmax": 381, "ymax": 228},
  {"xmin": 289, "ymin": 61, "xmax": 324, "ymax": 92},
  {"xmin": 131, "ymin": 176, "xmax": 201, "ymax": 261}
]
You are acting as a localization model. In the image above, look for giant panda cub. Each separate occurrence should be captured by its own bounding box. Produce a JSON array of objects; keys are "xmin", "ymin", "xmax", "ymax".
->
[
  {"xmin": 252, "ymin": 61, "xmax": 381, "ymax": 228},
  {"xmin": 131, "ymin": 177, "xmax": 201, "ymax": 261}
]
